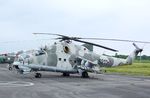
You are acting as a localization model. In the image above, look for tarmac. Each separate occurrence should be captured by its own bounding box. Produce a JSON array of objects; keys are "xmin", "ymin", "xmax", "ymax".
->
[{"xmin": 0, "ymin": 64, "xmax": 150, "ymax": 98}]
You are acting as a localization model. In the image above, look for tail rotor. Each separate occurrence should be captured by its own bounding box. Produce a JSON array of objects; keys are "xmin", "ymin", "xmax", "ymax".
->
[
  {"xmin": 133, "ymin": 43, "xmax": 143, "ymax": 53},
  {"xmin": 133, "ymin": 43, "xmax": 146, "ymax": 63}
]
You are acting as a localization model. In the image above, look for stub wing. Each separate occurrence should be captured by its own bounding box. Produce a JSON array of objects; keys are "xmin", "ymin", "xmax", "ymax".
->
[
  {"xmin": 77, "ymin": 56, "xmax": 98, "ymax": 65},
  {"xmin": 14, "ymin": 63, "xmax": 78, "ymax": 74}
]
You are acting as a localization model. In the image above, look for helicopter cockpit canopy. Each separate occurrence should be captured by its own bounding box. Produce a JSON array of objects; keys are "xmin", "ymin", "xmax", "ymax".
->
[{"xmin": 35, "ymin": 50, "xmax": 46, "ymax": 56}]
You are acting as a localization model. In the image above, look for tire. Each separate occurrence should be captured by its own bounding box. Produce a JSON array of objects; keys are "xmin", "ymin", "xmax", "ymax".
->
[
  {"xmin": 62, "ymin": 73, "xmax": 70, "ymax": 77},
  {"xmin": 8, "ymin": 67, "xmax": 12, "ymax": 71},
  {"xmin": 35, "ymin": 73, "xmax": 42, "ymax": 78},
  {"xmin": 81, "ymin": 71, "xmax": 89, "ymax": 78}
]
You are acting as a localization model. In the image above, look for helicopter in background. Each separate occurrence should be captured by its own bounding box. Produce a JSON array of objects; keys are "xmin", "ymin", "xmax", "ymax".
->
[{"xmin": 10, "ymin": 33, "xmax": 149, "ymax": 78}]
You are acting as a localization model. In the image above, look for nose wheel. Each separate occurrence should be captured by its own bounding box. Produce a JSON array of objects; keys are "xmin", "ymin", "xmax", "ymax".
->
[
  {"xmin": 35, "ymin": 73, "xmax": 42, "ymax": 78},
  {"xmin": 8, "ymin": 67, "xmax": 12, "ymax": 71}
]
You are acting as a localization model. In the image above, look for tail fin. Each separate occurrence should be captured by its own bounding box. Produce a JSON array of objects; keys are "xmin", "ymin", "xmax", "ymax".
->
[{"xmin": 126, "ymin": 43, "xmax": 143, "ymax": 65}]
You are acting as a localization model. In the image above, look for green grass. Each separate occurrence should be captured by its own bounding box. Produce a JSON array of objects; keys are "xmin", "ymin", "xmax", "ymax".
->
[
  {"xmin": 105, "ymin": 63, "xmax": 150, "ymax": 76},
  {"xmin": 134, "ymin": 60, "xmax": 150, "ymax": 63}
]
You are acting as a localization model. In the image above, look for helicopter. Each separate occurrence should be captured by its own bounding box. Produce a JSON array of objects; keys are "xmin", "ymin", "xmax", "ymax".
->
[{"xmin": 10, "ymin": 33, "xmax": 149, "ymax": 78}]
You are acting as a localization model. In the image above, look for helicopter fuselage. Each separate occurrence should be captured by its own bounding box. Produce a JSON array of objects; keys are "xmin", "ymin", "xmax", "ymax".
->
[{"xmin": 11, "ymin": 41, "xmax": 141, "ymax": 78}]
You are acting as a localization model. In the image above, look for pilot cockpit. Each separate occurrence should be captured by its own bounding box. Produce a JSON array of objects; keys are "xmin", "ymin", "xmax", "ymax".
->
[{"xmin": 35, "ymin": 50, "xmax": 46, "ymax": 56}]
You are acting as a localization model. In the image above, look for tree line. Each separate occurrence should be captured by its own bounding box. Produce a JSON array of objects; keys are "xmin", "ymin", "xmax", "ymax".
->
[{"xmin": 114, "ymin": 54, "xmax": 150, "ymax": 61}]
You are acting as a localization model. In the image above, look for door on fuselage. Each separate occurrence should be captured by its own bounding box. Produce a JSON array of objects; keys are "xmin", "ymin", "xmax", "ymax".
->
[{"xmin": 57, "ymin": 54, "xmax": 72, "ymax": 71}]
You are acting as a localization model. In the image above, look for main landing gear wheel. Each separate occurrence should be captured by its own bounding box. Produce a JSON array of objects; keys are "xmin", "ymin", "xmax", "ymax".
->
[
  {"xmin": 35, "ymin": 73, "xmax": 42, "ymax": 78},
  {"xmin": 81, "ymin": 71, "xmax": 89, "ymax": 78},
  {"xmin": 62, "ymin": 73, "xmax": 70, "ymax": 77}
]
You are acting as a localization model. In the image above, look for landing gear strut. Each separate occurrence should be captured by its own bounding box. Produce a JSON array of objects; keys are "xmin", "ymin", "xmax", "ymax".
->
[
  {"xmin": 78, "ymin": 69, "xmax": 89, "ymax": 78},
  {"xmin": 35, "ymin": 73, "xmax": 42, "ymax": 78}
]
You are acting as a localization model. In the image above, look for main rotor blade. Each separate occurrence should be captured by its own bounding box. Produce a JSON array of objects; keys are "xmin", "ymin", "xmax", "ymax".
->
[
  {"xmin": 33, "ymin": 33, "xmax": 82, "ymax": 40},
  {"xmin": 33, "ymin": 33, "xmax": 69, "ymax": 38},
  {"xmin": 79, "ymin": 38, "xmax": 150, "ymax": 44},
  {"xmin": 33, "ymin": 33, "xmax": 118, "ymax": 52},
  {"xmin": 74, "ymin": 39, "xmax": 118, "ymax": 52},
  {"xmin": 33, "ymin": 33, "xmax": 150, "ymax": 44}
]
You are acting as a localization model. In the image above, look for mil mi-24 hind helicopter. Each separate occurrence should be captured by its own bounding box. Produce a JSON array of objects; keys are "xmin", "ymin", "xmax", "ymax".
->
[{"xmin": 11, "ymin": 33, "xmax": 150, "ymax": 78}]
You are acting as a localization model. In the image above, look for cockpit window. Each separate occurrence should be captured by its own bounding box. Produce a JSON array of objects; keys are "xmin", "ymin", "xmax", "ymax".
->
[{"xmin": 35, "ymin": 50, "xmax": 46, "ymax": 56}]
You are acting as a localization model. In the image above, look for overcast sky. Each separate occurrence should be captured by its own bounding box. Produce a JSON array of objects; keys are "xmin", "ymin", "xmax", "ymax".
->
[{"xmin": 0, "ymin": 0, "xmax": 150, "ymax": 56}]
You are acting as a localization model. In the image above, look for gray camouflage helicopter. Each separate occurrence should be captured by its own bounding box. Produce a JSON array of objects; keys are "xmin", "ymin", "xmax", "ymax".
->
[{"xmin": 11, "ymin": 33, "xmax": 149, "ymax": 78}]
